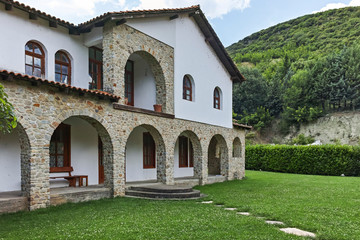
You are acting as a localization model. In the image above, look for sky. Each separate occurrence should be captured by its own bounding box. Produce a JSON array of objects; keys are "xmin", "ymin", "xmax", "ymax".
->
[{"xmin": 19, "ymin": 0, "xmax": 360, "ymax": 47}]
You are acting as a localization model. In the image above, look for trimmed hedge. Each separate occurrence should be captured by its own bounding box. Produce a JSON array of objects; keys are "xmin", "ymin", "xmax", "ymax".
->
[{"xmin": 246, "ymin": 145, "xmax": 360, "ymax": 176}]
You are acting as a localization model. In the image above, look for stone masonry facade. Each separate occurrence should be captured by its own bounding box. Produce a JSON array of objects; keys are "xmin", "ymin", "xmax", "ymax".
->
[{"xmin": 1, "ymin": 23, "xmax": 245, "ymax": 211}]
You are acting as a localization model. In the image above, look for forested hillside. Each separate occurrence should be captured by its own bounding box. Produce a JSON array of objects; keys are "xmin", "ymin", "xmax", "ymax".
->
[{"xmin": 229, "ymin": 7, "xmax": 360, "ymax": 133}]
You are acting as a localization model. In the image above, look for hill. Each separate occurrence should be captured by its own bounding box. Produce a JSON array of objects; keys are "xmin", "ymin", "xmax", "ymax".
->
[
  {"xmin": 228, "ymin": 7, "xmax": 360, "ymax": 63},
  {"xmin": 229, "ymin": 7, "xmax": 360, "ymax": 134}
]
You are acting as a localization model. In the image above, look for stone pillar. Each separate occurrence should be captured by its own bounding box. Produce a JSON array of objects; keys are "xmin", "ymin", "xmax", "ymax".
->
[
  {"xmin": 103, "ymin": 22, "xmax": 124, "ymax": 99},
  {"xmin": 112, "ymin": 150, "xmax": 125, "ymax": 196},
  {"xmin": 165, "ymin": 154, "xmax": 175, "ymax": 185},
  {"xmin": 29, "ymin": 145, "xmax": 50, "ymax": 210}
]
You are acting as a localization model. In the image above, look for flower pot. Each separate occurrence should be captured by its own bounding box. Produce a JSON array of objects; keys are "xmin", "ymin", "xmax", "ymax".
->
[
  {"xmin": 153, "ymin": 104, "xmax": 162, "ymax": 112},
  {"xmin": 124, "ymin": 98, "xmax": 128, "ymax": 105}
]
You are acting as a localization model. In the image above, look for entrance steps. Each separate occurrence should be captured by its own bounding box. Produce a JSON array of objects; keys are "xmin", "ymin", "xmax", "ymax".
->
[{"xmin": 125, "ymin": 184, "xmax": 201, "ymax": 199}]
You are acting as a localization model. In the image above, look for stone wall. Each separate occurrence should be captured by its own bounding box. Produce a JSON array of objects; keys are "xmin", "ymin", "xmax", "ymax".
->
[
  {"xmin": 2, "ymin": 79, "xmax": 245, "ymax": 210},
  {"xmin": 284, "ymin": 111, "xmax": 360, "ymax": 145}
]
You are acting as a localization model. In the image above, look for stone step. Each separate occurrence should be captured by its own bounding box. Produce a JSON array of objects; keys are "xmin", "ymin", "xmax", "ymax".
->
[
  {"xmin": 125, "ymin": 189, "xmax": 201, "ymax": 199},
  {"xmin": 129, "ymin": 186, "xmax": 194, "ymax": 194}
]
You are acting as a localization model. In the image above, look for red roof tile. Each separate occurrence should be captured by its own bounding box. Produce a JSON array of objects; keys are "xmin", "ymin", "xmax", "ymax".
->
[{"xmin": 0, "ymin": 69, "xmax": 120, "ymax": 101}]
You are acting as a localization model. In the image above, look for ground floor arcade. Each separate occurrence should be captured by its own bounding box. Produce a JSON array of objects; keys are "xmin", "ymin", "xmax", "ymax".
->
[{"xmin": 0, "ymin": 80, "xmax": 247, "ymax": 213}]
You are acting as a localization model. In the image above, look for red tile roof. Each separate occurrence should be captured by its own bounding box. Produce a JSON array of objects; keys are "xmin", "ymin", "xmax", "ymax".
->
[
  {"xmin": 1, "ymin": 0, "xmax": 76, "ymax": 26},
  {"xmin": 78, "ymin": 5, "xmax": 200, "ymax": 27},
  {"xmin": 0, "ymin": 69, "xmax": 120, "ymax": 101}
]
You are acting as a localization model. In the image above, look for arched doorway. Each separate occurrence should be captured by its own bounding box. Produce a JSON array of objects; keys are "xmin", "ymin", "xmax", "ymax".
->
[
  {"xmin": 48, "ymin": 116, "xmax": 113, "ymax": 188},
  {"xmin": 125, "ymin": 124, "xmax": 166, "ymax": 183},
  {"xmin": 174, "ymin": 130, "xmax": 202, "ymax": 179},
  {"xmin": 124, "ymin": 51, "xmax": 166, "ymax": 111},
  {"xmin": 208, "ymin": 135, "xmax": 228, "ymax": 176}
]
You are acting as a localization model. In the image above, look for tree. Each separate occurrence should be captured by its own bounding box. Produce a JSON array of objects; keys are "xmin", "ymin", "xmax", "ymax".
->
[
  {"xmin": 233, "ymin": 67, "xmax": 269, "ymax": 116},
  {"xmin": 0, "ymin": 83, "xmax": 17, "ymax": 133}
]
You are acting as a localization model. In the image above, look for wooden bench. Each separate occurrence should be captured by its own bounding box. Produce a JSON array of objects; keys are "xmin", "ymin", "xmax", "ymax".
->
[{"xmin": 50, "ymin": 167, "xmax": 88, "ymax": 187}]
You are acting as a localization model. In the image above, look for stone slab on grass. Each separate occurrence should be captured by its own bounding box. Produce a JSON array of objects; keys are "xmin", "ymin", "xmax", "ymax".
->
[
  {"xmin": 266, "ymin": 220, "xmax": 284, "ymax": 225},
  {"xmin": 237, "ymin": 212, "xmax": 250, "ymax": 216},
  {"xmin": 224, "ymin": 208, "xmax": 237, "ymax": 211},
  {"xmin": 201, "ymin": 201, "xmax": 213, "ymax": 204},
  {"xmin": 280, "ymin": 228, "xmax": 316, "ymax": 238}
]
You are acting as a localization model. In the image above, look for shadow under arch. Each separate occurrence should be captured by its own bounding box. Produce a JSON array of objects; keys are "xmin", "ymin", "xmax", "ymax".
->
[
  {"xmin": 233, "ymin": 137, "xmax": 242, "ymax": 158},
  {"xmin": 125, "ymin": 124, "xmax": 167, "ymax": 183},
  {"xmin": 208, "ymin": 134, "xmax": 229, "ymax": 176},
  {"xmin": 126, "ymin": 50, "xmax": 167, "ymax": 111},
  {"xmin": 173, "ymin": 130, "xmax": 202, "ymax": 178}
]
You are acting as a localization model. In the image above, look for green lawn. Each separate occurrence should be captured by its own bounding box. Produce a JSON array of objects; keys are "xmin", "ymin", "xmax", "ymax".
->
[
  {"xmin": 197, "ymin": 171, "xmax": 360, "ymax": 240},
  {"xmin": 1, "ymin": 171, "xmax": 359, "ymax": 239}
]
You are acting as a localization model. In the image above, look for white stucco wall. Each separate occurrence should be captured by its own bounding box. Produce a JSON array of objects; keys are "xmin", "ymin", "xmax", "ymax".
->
[
  {"xmin": 125, "ymin": 127, "xmax": 157, "ymax": 182},
  {"xmin": 174, "ymin": 16, "xmax": 233, "ymax": 128},
  {"xmin": 0, "ymin": 129, "xmax": 21, "ymax": 192},
  {"xmin": 0, "ymin": 7, "xmax": 89, "ymax": 89},
  {"xmin": 174, "ymin": 138, "xmax": 194, "ymax": 178},
  {"xmin": 126, "ymin": 17, "xmax": 176, "ymax": 47},
  {"xmin": 127, "ymin": 15, "xmax": 233, "ymax": 128},
  {"xmin": 50, "ymin": 117, "xmax": 99, "ymax": 188},
  {"xmin": 130, "ymin": 53, "xmax": 156, "ymax": 110}
]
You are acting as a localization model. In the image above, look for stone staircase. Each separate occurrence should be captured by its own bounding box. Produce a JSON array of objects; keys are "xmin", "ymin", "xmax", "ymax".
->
[{"xmin": 125, "ymin": 184, "xmax": 201, "ymax": 199}]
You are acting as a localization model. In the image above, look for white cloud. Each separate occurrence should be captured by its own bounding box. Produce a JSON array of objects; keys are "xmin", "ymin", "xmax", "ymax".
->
[
  {"xmin": 129, "ymin": 0, "xmax": 251, "ymax": 19},
  {"xmin": 18, "ymin": 0, "xmax": 250, "ymax": 23},
  {"xmin": 19, "ymin": 0, "xmax": 113, "ymax": 21},
  {"xmin": 313, "ymin": 0, "xmax": 360, "ymax": 13}
]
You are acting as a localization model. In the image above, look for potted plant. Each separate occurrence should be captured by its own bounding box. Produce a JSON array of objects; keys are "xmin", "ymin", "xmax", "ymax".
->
[{"xmin": 153, "ymin": 104, "xmax": 162, "ymax": 112}]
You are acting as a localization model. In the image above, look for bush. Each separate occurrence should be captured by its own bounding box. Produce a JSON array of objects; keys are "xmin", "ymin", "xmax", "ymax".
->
[
  {"xmin": 246, "ymin": 145, "xmax": 360, "ymax": 176},
  {"xmin": 290, "ymin": 134, "xmax": 315, "ymax": 145}
]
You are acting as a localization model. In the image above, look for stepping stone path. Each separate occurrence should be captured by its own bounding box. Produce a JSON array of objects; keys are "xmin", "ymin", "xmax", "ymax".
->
[
  {"xmin": 201, "ymin": 200, "xmax": 316, "ymax": 238},
  {"xmin": 280, "ymin": 228, "xmax": 316, "ymax": 238},
  {"xmin": 224, "ymin": 208, "xmax": 237, "ymax": 211},
  {"xmin": 237, "ymin": 212, "xmax": 250, "ymax": 216},
  {"xmin": 265, "ymin": 220, "xmax": 284, "ymax": 225}
]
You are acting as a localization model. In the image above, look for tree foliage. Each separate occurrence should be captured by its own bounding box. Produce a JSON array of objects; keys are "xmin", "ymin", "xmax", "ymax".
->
[
  {"xmin": 229, "ymin": 7, "xmax": 360, "ymax": 129},
  {"xmin": 0, "ymin": 83, "xmax": 17, "ymax": 133}
]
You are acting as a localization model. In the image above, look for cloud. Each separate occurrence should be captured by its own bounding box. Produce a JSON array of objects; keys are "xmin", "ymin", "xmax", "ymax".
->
[
  {"xmin": 129, "ymin": 0, "xmax": 251, "ymax": 19},
  {"xmin": 19, "ymin": 0, "xmax": 113, "ymax": 20},
  {"xmin": 18, "ymin": 0, "xmax": 250, "ymax": 23},
  {"xmin": 313, "ymin": 0, "xmax": 360, "ymax": 13}
]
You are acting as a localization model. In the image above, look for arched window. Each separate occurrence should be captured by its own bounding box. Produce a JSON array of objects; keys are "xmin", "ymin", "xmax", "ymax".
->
[
  {"xmin": 213, "ymin": 87, "xmax": 221, "ymax": 109},
  {"xmin": 25, "ymin": 41, "xmax": 45, "ymax": 78},
  {"xmin": 55, "ymin": 51, "xmax": 71, "ymax": 85},
  {"xmin": 183, "ymin": 75, "xmax": 192, "ymax": 101}
]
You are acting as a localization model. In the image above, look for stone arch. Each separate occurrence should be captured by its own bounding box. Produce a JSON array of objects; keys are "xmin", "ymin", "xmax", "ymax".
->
[
  {"xmin": 124, "ymin": 124, "xmax": 167, "ymax": 183},
  {"xmin": 208, "ymin": 134, "xmax": 229, "ymax": 176},
  {"xmin": 46, "ymin": 111, "xmax": 115, "ymax": 190},
  {"xmin": 174, "ymin": 130, "xmax": 202, "ymax": 178},
  {"xmin": 233, "ymin": 137, "xmax": 242, "ymax": 158},
  {"xmin": 103, "ymin": 23, "xmax": 174, "ymax": 113}
]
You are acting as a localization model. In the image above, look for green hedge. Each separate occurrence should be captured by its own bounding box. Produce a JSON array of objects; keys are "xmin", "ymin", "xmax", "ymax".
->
[{"xmin": 246, "ymin": 145, "xmax": 360, "ymax": 176}]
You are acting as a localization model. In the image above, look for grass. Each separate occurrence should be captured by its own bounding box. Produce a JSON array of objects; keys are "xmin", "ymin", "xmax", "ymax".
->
[
  {"xmin": 1, "ymin": 171, "xmax": 359, "ymax": 239},
  {"xmin": 196, "ymin": 171, "xmax": 360, "ymax": 240}
]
